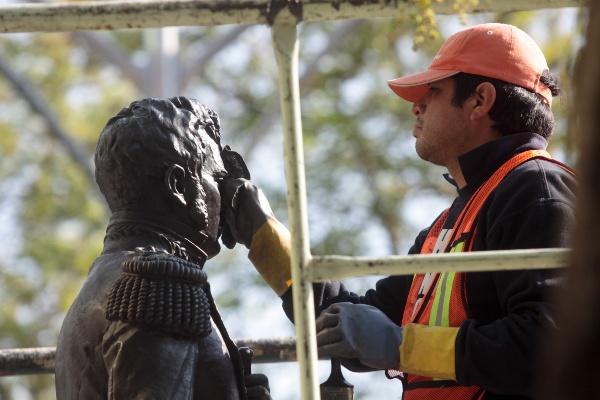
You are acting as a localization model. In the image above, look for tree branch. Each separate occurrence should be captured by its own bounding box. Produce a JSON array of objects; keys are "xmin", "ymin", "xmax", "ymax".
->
[
  {"xmin": 181, "ymin": 24, "xmax": 251, "ymax": 86},
  {"xmin": 71, "ymin": 31, "xmax": 145, "ymax": 91},
  {"xmin": 0, "ymin": 57, "xmax": 96, "ymax": 185}
]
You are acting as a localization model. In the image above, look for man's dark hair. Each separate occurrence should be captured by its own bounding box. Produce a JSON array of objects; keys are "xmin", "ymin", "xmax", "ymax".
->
[
  {"xmin": 451, "ymin": 71, "xmax": 562, "ymax": 140},
  {"xmin": 95, "ymin": 97, "xmax": 222, "ymax": 212}
]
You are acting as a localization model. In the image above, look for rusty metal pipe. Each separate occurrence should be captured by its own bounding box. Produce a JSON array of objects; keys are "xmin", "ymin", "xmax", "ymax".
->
[
  {"xmin": 0, "ymin": 0, "xmax": 586, "ymax": 34},
  {"xmin": 0, "ymin": 337, "xmax": 298, "ymax": 376}
]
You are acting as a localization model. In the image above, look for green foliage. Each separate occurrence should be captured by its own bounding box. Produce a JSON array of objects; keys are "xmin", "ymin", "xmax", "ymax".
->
[{"xmin": 406, "ymin": 0, "xmax": 441, "ymax": 48}]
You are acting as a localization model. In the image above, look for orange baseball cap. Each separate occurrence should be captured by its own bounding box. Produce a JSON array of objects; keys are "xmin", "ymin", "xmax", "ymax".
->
[{"xmin": 387, "ymin": 23, "xmax": 552, "ymax": 105}]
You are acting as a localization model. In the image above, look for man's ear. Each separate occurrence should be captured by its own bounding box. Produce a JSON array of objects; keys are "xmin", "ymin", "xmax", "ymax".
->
[
  {"xmin": 470, "ymin": 82, "xmax": 496, "ymax": 121},
  {"xmin": 165, "ymin": 164, "xmax": 187, "ymax": 205}
]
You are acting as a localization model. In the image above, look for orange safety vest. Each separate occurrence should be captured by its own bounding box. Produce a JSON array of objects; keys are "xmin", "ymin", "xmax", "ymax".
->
[{"xmin": 399, "ymin": 150, "xmax": 574, "ymax": 400}]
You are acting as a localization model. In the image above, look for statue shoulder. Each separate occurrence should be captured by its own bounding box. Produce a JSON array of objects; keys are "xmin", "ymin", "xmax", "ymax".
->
[{"xmin": 105, "ymin": 249, "xmax": 212, "ymax": 339}]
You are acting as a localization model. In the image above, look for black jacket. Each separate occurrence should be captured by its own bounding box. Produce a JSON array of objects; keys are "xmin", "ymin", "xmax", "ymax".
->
[{"xmin": 282, "ymin": 132, "xmax": 577, "ymax": 399}]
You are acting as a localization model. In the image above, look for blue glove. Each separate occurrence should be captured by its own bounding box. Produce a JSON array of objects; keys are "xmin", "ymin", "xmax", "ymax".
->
[{"xmin": 316, "ymin": 302, "xmax": 403, "ymax": 370}]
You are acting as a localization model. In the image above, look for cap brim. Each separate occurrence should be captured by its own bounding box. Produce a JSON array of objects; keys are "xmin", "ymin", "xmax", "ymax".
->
[{"xmin": 387, "ymin": 69, "xmax": 461, "ymax": 102}]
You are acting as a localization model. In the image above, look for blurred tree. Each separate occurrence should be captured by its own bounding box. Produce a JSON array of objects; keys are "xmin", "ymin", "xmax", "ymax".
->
[
  {"xmin": 539, "ymin": 2, "xmax": 600, "ymax": 398},
  {"xmin": 0, "ymin": 2, "xmax": 585, "ymax": 399}
]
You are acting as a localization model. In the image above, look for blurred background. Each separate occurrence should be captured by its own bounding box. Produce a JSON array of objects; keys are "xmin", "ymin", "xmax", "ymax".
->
[{"xmin": 0, "ymin": 1, "xmax": 587, "ymax": 398}]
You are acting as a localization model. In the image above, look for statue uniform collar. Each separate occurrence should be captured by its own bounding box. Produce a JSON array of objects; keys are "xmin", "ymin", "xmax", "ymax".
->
[{"xmin": 106, "ymin": 211, "xmax": 220, "ymax": 265}]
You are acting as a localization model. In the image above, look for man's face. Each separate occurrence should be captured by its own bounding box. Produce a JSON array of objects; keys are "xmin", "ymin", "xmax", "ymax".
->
[
  {"xmin": 410, "ymin": 77, "xmax": 473, "ymax": 167},
  {"xmin": 185, "ymin": 135, "xmax": 227, "ymax": 251}
]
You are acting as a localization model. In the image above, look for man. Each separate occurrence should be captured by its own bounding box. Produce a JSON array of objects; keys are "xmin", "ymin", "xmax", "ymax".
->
[
  {"xmin": 221, "ymin": 23, "xmax": 577, "ymax": 399},
  {"xmin": 55, "ymin": 97, "xmax": 271, "ymax": 400}
]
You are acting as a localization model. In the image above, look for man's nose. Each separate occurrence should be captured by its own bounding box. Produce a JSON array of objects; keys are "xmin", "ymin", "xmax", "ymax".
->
[
  {"xmin": 411, "ymin": 101, "xmax": 423, "ymax": 116},
  {"xmin": 411, "ymin": 92, "xmax": 428, "ymax": 116}
]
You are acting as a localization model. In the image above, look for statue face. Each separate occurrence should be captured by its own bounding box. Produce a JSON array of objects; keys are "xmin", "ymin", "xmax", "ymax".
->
[{"xmin": 184, "ymin": 135, "xmax": 227, "ymax": 253}]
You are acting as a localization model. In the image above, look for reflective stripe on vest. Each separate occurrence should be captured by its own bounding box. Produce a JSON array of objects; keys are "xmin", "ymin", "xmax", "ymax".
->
[
  {"xmin": 426, "ymin": 242, "xmax": 465, "ymax": 327},
  {"xmin": 399, "ymin": 150, "xmax": 573, "ymax": 400}
]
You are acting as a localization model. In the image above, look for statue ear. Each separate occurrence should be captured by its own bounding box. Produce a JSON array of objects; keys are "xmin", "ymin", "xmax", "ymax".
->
[{"xmin": 165, "ymin": 164, "xmax": 187, "ymax": 205}]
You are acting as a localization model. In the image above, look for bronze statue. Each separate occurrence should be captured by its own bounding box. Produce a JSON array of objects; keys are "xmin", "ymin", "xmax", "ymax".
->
[{"xmin": 55, "ymin": 97, "xmax": 270, "ymax": 400}]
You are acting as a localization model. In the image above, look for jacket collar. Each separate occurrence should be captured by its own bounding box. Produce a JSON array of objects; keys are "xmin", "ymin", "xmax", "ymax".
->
[{"xmin": 454, "ymin": 132, "xmax": 548, "ymax": 197}]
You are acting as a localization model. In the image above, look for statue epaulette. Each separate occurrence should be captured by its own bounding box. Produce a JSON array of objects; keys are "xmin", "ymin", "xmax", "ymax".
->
[{"xmin": 105, "ymin": 252, "xmax": 212, "ymax": 338}]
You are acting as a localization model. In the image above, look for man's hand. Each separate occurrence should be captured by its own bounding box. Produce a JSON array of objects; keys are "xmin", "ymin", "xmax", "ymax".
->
[
  {"xmin": 220, "ymin": 179, "xmax": 274, "ymax": 249},
  {"xmin": 245, "ymin": 373, "xmax": 273, "ymax": 400},
  {"xmin": 316, "ymin": 303, "xmax": 403, "ymax": 370}
]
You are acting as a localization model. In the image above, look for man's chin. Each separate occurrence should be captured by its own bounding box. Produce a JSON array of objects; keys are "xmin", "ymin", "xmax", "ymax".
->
[{"xmin": 415, "ymin": 145, "xmax": 429, "ymax": 162}]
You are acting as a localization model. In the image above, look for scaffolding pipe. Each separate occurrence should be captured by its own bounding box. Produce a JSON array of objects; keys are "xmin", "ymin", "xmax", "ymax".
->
[
  {"xmin": 0, "ymin": 338, "xmax": 298, "ymax": 376},
  {"xmin": 0, "ymin": 0, "xmax": 586, "ymax": 34},
  {"xmin": 272, "ymin": 18, "xmax": 320, "ymax": 400},
  {"xmin": 309, "ymin": 248, "xmax": 570, "ymax": 282}
]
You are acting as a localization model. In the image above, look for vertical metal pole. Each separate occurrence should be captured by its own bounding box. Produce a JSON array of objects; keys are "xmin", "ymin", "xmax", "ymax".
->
[
  {"xmin": 271, "ymin": 22, "xmax": 320, "ymax": 400},
  {"xmin": 144, "ymin": 27, "xmax": 180, "ymax": 97}
]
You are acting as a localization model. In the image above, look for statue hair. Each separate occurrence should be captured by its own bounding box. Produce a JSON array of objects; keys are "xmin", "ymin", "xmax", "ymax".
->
[{"xmin": 94, "ymin": 97, "xmax": 222, "ymax": 212}]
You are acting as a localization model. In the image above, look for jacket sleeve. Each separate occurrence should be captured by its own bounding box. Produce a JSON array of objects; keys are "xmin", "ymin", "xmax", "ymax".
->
[
  {"xmin": 279, "ymin": 224, "xmax": 431, "ymax": 324},
  {"xmin": 248, "ymin": 217, "xmax": 426, "ymax": 325},
  {"xmin": 280, "ymin": 274, "xmax": 414, "ymax": 326},
  {"xmin": 454, "ymin": 161, "xmax": 576, "ymax": 396}
]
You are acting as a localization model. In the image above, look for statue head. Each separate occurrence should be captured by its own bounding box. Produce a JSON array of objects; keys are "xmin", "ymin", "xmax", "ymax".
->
[{"xmin": 94, "ymin": 97, "xmax": 227, "ymax": 255}]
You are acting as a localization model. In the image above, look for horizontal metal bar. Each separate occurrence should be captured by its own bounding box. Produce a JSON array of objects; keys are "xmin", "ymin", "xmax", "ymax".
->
[
  {"xmin": 0, "ymin": 347, "xmax": 56, "ymax": 377},
  {"xmin": 0, "ymin": 248, "xmax": 569, "ymax": 376},
  {"xmin": 0, "ymin": 337, "xmax": 297, "ymax": 377},
  {"xmin": 0, "ymin": 249, "xmax": 574, "ymax": 377},
  {"xmin": 235, "ymin": 337, "xmax": 297, "ymax": 364},
  {"xmin": 308, "ymin": 248, "xmax": 570, "ymax": 282},
  {"xmin": 0, "ymin": 0, "xmax": 586, "ymax": 34}
]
